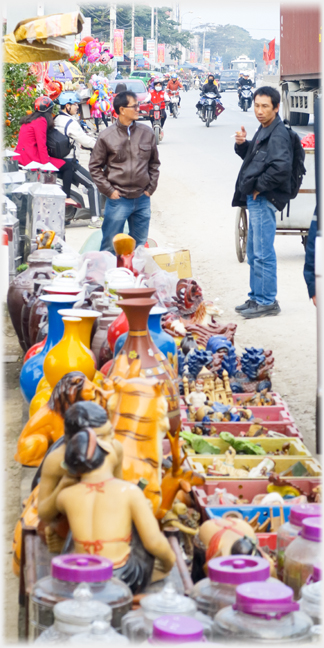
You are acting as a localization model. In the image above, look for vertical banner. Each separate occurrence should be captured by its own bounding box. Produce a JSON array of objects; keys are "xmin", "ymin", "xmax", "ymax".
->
[
  {"xmin": 157, "ymin": 43, "xmax": 165, "ymax": 64},
  {"xmin": 143, "ymin": 50, "xmax": 150, "ymax": 69},
  {"xmin": 134, "ymin": 37, "xmax": 143, "ymax": 55},
  {"xmin": 190, "ymin": 51, "xmax": 197, "ymax": 64},
  {"xmin": 114, "ymin": 29, "xmax": 124, "ymax": 61},
  {"xmin": 147, "ymin": 38, "xmax": 155, "ymax": 66},
  {"xmin": 204, "ymin": 49, "xmax": 210, "ymax": 65}
]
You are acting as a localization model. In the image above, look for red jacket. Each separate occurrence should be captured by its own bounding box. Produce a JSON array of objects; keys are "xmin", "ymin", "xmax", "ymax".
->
[
  {"xmin": 14, "ymin": 117, "xmax": 65, "ymax": 169},
  {"xmin": 149, "ymin": 89, "xmax": 168, "ymax": 110},
  {"xmin": 166, "ymin": 80, "xmax": 183, "ymax": 93}
]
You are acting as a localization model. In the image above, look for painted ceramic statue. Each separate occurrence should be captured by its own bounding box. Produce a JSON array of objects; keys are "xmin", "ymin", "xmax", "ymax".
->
[
  {"xmin": 15, "ymin": 372, "xmax": 108, "ymax": 466},
  {"xmin": 107, "ymin": 367, "xmax": 170, "ymax": 516},
  {"xmin": 186, "ymin": 378, "xmax": 207, "ymax": 411},
  {"xmin": 199, "ymin": 517, "xmax": 257, "ymax": 562},
  {"xmin": 56, "ymin": 428, "xmax": 176, "ymax": 593}
]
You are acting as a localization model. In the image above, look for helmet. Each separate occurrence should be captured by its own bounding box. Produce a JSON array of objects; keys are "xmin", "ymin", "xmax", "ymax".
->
[
  {"xmin": 153, "ymin": 77, "xmax": 162, "ymax": 85},
  {"xmin": 165, "ymin": 73, "xmax": 170, "ymax": 78},
  {"xmin": 58, "ymin": 91, "xmax": 81, "ymax": 106},
  {"xmin": 171, "ymin": 73, "xmax": 177, "ymax": 79},
  {"xmin": 34, "ymin": 96, "xmax": 54, "ymax": 113}
]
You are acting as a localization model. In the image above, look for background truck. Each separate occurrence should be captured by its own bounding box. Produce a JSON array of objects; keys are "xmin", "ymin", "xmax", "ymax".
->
[
  {"xmin": 280, "ymin": 6, "xmax": 321, "ymax": 126},
  {"xmin": 230, "ymin": 55, "xmax": 257, "ymax": 85}
]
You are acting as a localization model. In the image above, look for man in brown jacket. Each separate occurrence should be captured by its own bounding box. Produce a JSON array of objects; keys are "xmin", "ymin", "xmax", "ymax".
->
[{"xmin": 89, "ymin": 90, "xmax": 160, "ymax": 253}]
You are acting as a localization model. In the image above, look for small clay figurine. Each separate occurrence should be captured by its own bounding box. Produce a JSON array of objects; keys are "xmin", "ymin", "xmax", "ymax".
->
[
  {"xmin": 186, "ymin": 379, "xmax": 207, "ymax": 416},
  {"xmin": 56, "ymin": 429, "xmax": 176, "ymax": 593},
  {"xmin": 199, "ymin": 517, "xmax": 257, "ymax": 561}
]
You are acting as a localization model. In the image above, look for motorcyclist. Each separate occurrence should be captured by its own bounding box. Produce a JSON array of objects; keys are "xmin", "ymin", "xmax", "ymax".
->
[
  {"xmin": 54, "ymin": 91, "xmax": 102, "ymax": 228},
  {"xmin": 166, "ymin": 73, "xmax": 183, "ymax": 113},
  {"xmin": 148, "ymin": 78, "xmax": 169, "ymax": 139},
  {"xmin": 201, "ymin": 74, "xmax": 221, "ymax": 97},
  {"xmin": 237, "ymin": 73, "xmax": 253, "ymax": 105}
]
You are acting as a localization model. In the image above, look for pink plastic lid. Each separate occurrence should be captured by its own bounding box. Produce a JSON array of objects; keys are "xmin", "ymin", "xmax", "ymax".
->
[
  {"xmin": 306, "ymin": 564, "xmax": 322, "ymax": 584},
  {"xmin": 289, "ymin": 503, "xmax": 321, "ymax": 527},
  {"xmin": 301, "ymin": 516, "xmax": 322, "ymax": 542},
  {"xmin": 51, "ymin": 554, "xmax": 113, "ymax": 582},
  {"xmin": 152, "ymin": 615, "xmax": 204, "ymax": 643},
  {"xmin": 208, "ymin": 555, "xmax": 270, "ymax": 585},
  {"xmin": 233, "ymin": 581, "xmax": 299, "ymax": 619}
]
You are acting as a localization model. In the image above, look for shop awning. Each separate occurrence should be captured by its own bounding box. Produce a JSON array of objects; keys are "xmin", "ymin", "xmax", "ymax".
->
[{"xmin": 3, "ymin": 11, "xmax": 84, "ymax": 63}]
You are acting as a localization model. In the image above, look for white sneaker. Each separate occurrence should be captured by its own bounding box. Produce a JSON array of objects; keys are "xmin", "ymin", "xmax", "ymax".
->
[{"xmin": 88, "ymin": 218, "xmax": 102, "ymax": 229}]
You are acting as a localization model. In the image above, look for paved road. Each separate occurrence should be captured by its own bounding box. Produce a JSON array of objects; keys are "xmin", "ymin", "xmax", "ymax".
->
[{"xmin": 150, "ymin": 88, "xmax": 317, "ymax": 454}]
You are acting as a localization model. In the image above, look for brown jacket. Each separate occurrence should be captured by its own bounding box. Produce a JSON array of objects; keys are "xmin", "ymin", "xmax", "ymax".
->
[{"xmin": 89, "ymin": 119, "xmax": 160, "ymax": 199}]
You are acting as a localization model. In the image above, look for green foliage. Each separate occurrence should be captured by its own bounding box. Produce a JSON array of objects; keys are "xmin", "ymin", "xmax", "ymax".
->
[{"xmin": 3, "ymin": 63, "xmax": 42, "ymax": 148}]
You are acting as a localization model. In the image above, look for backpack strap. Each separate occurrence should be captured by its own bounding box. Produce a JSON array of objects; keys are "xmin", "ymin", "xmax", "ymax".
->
[{"xmin": 64, "ymin": 118, "xmax": 73, "ymax": 136}]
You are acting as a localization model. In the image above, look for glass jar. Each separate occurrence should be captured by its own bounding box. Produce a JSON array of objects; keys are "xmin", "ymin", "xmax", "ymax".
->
[
  {"xmin": 277, "ymin": 504, "xmax": 321, "ymax": 580},
  {"xmin": 299, "ymin": 581, "xmax": 322, "ymax": 625},
  {"xmin": 150, "ymin": 615, "xmax": 205, "ymax": 644},
  {"xmin": 30, "ymin": 554, "xmax": 132, "ymax": 639},
  {"xmin": 283, "ymin": 516, "xmax": 322, "ymax": 599},
  {"xmin": 214, "ymin": 580, "xmax": 312, "ymax": 643},
  {"xmin": 69, "ymin": 619, "xmax": 129, "ymax": 645},
  {"xmin": 35, "ymin": 583, "xmax": 111, "ymax": 644},
  {"xmin": 190, "ymin": 555, "xmax": 271, "ymax": 617},
  {"xmin": 121, "ymin": 582, "xmax": 212, "ymax": 643}
]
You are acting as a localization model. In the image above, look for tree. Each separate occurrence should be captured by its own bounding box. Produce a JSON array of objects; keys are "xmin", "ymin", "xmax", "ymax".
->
[{"xmin": 3, "ymin": 63, "xmax": 41, "ymax": 148}]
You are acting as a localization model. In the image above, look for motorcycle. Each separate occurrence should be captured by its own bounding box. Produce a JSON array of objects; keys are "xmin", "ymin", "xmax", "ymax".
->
[
  {"xmin": 182, "ymin": 80, "xmax": 189, "ymax": 92},
  {"xmin": 238, "ymin": 85, "xmax": 253, "ymax": 112},
  {"xmin": 169, "ymin": 90, "xmax": 180, "ymax": 118},
  {"xmin": 197, "ymin": 92, "xmax": 221, "ymax": 127},
  {"xmin": 149, "ymin": 100, "xmax": 164, "ymax": 145},
  {"xmin": 57, "ymin": 179, "xmax": 106, "ymax": 225}
]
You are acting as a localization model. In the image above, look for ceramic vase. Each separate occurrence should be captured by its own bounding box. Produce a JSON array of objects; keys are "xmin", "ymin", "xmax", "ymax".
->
[
  {"xmin": 23, "ymin": 338, "xmax": 46, "ymax": 364},
  {"xmin": 43, "ymin": 317, "xmax": 96, "ymax": 388},
  {"xmin": 107, "ymin": 287, "xmax": 156, "ymax": 353},
  {"xmin": 115, "ymin": 306, "xmax": 178, "ymax": 374},
  {"xmin": 28, "ymin": 287, "xmax": 50, "ymax": 347},
  {"xmin": 58, "ymin": 308, "xmax": 100, "ymax": 362},
  {"xmin": 21, "ymin": 278, "xmax": 51, "ymax": 350},
  {"xmin": 19, "ymin": 294, "xmax": 80, "ymax": 403},
  {"xmin": 7, "ymin": 249, "xmax": 55, "ymax": 350},
  {"xmin": 108, "ymin": 298, "xmax": 180, "ymax": 435}
]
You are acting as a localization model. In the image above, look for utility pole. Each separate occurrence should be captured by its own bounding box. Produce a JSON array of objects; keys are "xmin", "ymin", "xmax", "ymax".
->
[
  {"xmin": 155, "ymin": 7, "xmax": 158, "ymax": 69},
  {"xmin": 130, "ymin": 1, "xmax": 135, "ymax": 73},
  {"xmin": 110, "ymin": 3, "xmax": 116, "ymax": 74},
  {"xmin": 151, "ymin": 6, "xmax": 154, "ymax": 39},
  {"xmin": 202, "ymin": 30, "xmax": 205, "ymax": 64}
]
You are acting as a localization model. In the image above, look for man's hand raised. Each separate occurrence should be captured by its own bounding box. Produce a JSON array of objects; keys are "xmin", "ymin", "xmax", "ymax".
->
[{"xmin": 235, "ymin": 126, "xmax": 247, "ymax": 145}]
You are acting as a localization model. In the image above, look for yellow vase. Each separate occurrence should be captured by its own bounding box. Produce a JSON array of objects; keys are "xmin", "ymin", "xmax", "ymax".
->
[
  {"xmin": 36, "ymin": 376, "xmax": 51, "ymax": 394},
  {"xmin": 29, "ymin": 387, "xmax": 52, "ymax": 418},
  {"xmin": 43, "ymin": 317, "xmax": 96, "ymax": 389},
  {"xmin": 58, "ymin": 308, "xmax": 100, "ymax": 368}
]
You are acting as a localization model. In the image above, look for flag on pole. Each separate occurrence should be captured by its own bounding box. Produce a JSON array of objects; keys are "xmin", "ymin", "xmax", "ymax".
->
[
  {"xmin": 268, "ymin": 39, "xmax": 275, "ymax": 61},
  {"xmin": 263, "ymin": 43, "xmax": 269, "ymax": 65}
]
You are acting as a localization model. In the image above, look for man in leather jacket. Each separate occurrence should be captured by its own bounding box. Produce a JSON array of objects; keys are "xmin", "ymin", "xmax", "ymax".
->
[
  {"xmin": 89, "ymin": 91, "xmax": 160, "ymax": 253},
  {"xmin": 232, "ymin": 86, "xmax": 293, "ymax": 319}
]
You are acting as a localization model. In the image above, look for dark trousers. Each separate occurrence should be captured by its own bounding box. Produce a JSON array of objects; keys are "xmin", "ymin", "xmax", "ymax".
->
[
  {"xmin": 58, "ymin": 159, "xmax": 101, "ymax": 218},
  {"xmin": 149, "ymin": 109, "xmax": 167, "ymax": 128},
  {"xmin": 94, "ymin": 115, "xmax": 109, "ymax": 132}
]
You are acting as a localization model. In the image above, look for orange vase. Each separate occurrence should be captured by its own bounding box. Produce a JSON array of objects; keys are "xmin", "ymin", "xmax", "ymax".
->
[{"xmin": 43, "ymin": 317, "xmax": 96, "ymax": 388}]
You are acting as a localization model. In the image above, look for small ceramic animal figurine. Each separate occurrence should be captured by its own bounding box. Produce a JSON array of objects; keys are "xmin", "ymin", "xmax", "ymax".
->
[
  {"xmin": 56, "ymin": 429, "xmax": 176, "ymax": 593},
  {"xmin": 15, "ymin": 372, "xmax": 108, "ymax": 466}
]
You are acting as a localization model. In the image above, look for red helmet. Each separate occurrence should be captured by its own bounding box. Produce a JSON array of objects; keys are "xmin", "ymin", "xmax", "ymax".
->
[{"xmin": 34, "ymin": 96, "xmax": 54, "ymax": 113}]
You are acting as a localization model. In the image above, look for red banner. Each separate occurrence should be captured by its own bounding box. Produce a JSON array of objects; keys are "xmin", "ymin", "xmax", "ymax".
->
[
  {"xmin": 134, "ymin": 37, "xmax": 143, "ymax": 55},
  {"xmin": 157, "ymin": 43, "xmax": 165, "ymax": 64},
  {"xmin": 263, "ymin": 43, "xmax": 269, "ymax": 65},
  {"xmin": 114, "ymin": 29, "xmax": 124, "ymax": 61},
  {"xmin": 268, "ymin": 38, "xmax": 275, "ymax": 61}
]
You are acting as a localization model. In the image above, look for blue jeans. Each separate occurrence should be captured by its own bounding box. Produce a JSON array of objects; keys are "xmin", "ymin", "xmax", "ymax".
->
[
  {"xmin": 246, "ymin": 194, "xmax": 277, "ymax": 305},
  {"xmin": 100, "ymin": 194, "xmax": 151, "ymax": 253}
]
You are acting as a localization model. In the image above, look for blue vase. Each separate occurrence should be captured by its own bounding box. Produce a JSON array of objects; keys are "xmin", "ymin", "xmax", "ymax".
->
[
  {"xmin": 19, "ymin": 294, "xmax": 80, "ymax": 403},
  {"xmin": 114, "ymin": 306, "xmax": 178, "ymax": 373}
]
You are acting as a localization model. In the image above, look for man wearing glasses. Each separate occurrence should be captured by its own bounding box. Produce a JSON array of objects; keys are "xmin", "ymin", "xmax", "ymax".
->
[{"xmin": 89, "ymin": 91, "xmax": 160, "ymax": 253}]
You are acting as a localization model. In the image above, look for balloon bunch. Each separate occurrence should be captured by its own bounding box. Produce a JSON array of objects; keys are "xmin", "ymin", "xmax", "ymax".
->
[
  {"xmin": 29, "ymin": 62, "xmax": 63, "ymax": 101},
  {"xmin": 87, "ymin": 74, "xmax": 112, "ymax": 117},
  {"xmin": 69, "ymin": 36, "xmax": 114, "ymax": 65}
]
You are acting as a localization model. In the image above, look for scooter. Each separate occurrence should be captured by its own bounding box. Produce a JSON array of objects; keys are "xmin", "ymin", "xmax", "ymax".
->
[
  {"xmin": 169, "ymin": 90, "xmax": 180, "ymax": 118},
  {"xmin": 197, "ymin": 93, "xmax": 220, "ymax": 127},
  {"xmin": 56, "ymin": 178, "xmax": 106, "ymax": 225},
  {"xmin": 238, "ymin": 86, "xmax": 253, "ymax": 112},
  {"xmin": 149, "ymin": 100, "xmax": 164, "ymax": 145}
]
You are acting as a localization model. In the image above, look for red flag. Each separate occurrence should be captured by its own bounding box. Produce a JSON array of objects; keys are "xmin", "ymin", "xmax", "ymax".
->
[
  {"xmin": 263, "ymin": 43, "xmax": 269, "ymax": 64},
  {"xmin": 268, "ymin": 38, "xmax": 275, "ymax": 61}
]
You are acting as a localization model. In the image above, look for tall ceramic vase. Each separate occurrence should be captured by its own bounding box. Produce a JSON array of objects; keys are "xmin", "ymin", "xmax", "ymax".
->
[
  {"xmin": 43, "ymin": 317, "xmax": 96, "ymax": 388},
  {"xmin": 108, "ymin": 298, "xmax": 180, "ymax": 435},
  {"xmin": 19, "ymin": 294, "xmax": 80, "ymax": 403},
  {"xmin": 58, "ymin": 308, "xmax": 101, "ymax": 365}
]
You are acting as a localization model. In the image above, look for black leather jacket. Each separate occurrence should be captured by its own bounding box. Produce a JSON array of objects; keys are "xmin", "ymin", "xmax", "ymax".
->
[
  {"xmin": 201, "ymin": 82, "xmax": 220, "ymax": 97},
  {"xmin": 232, "ymin": 115, "xmax": 293, "ymax": 212}
]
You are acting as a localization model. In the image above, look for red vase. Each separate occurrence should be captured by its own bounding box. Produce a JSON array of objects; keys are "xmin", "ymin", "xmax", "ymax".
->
[
  {"xmin": 108, "ymin": 298, "xmax": 180, "ymax": 435},
  {"xmin": 23, "ymin": 338, "xmax": 47, "ymax": 363},
  {"xmin": 107, "ymin": 311, "xmax": 129, "ymax": 353}
]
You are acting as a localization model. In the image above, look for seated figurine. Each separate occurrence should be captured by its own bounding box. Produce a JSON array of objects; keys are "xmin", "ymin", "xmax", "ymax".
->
[{"xmin": 56, "ymin": 428, "xmax": 176, "ymax": 594}]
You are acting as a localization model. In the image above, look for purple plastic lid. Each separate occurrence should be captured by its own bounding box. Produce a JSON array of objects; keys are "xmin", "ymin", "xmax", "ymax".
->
[
  {"xmin": 233, "ymin": 581, "xmax": 299, "ymax": 619},
  {"xmin": 152, "ymin": 616, "xmax": 204, "ymax": 643},
  {"xmin": 207, "ymin": 555, "xmax": 270, "ymax": 585},
  {"xmin": 301, "ymin": 516, "xmax": 322, "ymax": 542},
  {"xmin": 51, "ymin": 554, "xmax": 113, "ymax": 582},
  {"xmin": 313, "ymin": 564, "xmax": 322, "ymax": 581},
  {"xmin": 289, "ymin": 503, "xmax": 321, "ymax": 527}
]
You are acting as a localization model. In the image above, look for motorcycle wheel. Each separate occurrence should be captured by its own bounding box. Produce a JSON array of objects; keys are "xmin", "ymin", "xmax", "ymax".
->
[
  {"xmin": 154, "ymin": 125, "xmax": 160, "ymax": 146},
  {"xmin": 243, "ymin": 101, "xmax": 248, "ymax": 112},
  {"xmin": 206, "ymin": 111, "xmax": 212, "ymax": 127},
  {"xmin": 172, "ymin": 104, "xmax": 178, "ymax": 119}
]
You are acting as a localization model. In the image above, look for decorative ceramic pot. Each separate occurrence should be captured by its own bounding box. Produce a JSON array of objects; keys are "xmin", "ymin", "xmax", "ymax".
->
[
  {"xmin": 107, "ymin": 287, "xmax": 156, "ymax": 353},
  {"xmin": 114, "ymin": 306, "xmax": 178, "ymax": 374},
  {"xmin": 21, "ymin": 278, "xmax": 51, "ymax": 350},
  {"xmin": 99, "ymin": 338, "xmax": 114, "ymax": 369},
  {"xmin": 107, "ymin": 311, "xmax": 129, "ymax": 353},
  {"xmin": 58, "ymin": 308, "xmax": 100, "ymax": 368},
  {"xmin": 28, "ymin": 282, "xmax": 52, "ymax": 347},
  {"xmin": 108, "ymin": 298, "xmax": 180, "ymax": 434},
  {"xmin": 19, "ymin": 294, "xmax": 79, "ymax": 403},
  {"xmin": 91, "ymin": 315, "xmax": 113, "ymax": 367},
  {"xmin": 23, "ymin": 338, "xmax": 46, "ymax": 364},
  {"xmin": 7, "ymin": 249, "xmax": 55, "ymax": 350},
  {"xmin": 180, "ymin": 333, "xmax": 198, "ymax": 357},
  {"xmin": 43, "ymin": 317, "xmax": 96, "ymax": 388}
]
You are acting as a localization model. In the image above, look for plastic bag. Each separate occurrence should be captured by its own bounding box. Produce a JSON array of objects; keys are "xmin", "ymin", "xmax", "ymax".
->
[
  {"xmin": 146, "ymin": 269, "xmax": 179, "ymax": 308},
  {"xmin": 301, "ymin": 133, "xmax": 315, "ymax": 149},
  {"xmin": 81, "ymin": 250, "xmax": 116, "ymax": 287}
]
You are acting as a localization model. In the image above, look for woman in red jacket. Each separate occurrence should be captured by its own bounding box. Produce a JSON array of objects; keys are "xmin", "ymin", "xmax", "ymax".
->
[{"xmin": 14, "ymin": 96, "xmax": 75, "ymax": 205}]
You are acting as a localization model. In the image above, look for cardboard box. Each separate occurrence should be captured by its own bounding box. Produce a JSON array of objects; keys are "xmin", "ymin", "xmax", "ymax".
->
[{"xmin": 152, "ymin": 249, "xmax": 192, "ymax": 279}]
